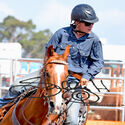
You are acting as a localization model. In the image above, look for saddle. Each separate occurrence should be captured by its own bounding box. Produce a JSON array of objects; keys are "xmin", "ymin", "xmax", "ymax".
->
[
  {"xmin": 0, "ymin": 101, "xmax": 14, "ymax": 121},
  {"xmin": 68, "ymin": 71, "xmax": 82, "ymax": 80}
]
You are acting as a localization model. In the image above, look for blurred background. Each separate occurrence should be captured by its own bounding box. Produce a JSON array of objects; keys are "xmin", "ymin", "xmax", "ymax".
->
[
  {"xmin": 0, "ymin": 0, "xmax": 125, "ymax": 45},
  {"xmin": 0, "ymin": 0, "xmax": 125, "ymax": 59},
  {"xmin": 0, "ymin": 0, "xmax": 125, "ymax": 124}
]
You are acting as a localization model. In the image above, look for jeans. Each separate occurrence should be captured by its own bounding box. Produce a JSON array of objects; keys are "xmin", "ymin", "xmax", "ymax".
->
[
  {"xmin": 64, "ymin": 98, "xmax": 80, "ymax": 125},
  {"xmin": 0, "ymin": 83, "xmax": 38, "ymax": 107},
  {"xmin": 64, "ymin": 76, "xmax": 81, "ymax": 125},
  {"xmin": 0, "ymin": 89, "xmax": 18, "ymax": 107}
]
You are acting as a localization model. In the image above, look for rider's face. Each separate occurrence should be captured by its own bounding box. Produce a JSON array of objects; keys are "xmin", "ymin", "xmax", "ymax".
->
[{"xmin": 75, "ymin": 21, "xmax": 94, "ymax": 34}]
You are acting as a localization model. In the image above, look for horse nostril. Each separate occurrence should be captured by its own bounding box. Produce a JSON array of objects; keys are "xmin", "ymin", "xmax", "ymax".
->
[{"xmin": 50, "ymin": 101, "xmax": 55, "ymax": 108}]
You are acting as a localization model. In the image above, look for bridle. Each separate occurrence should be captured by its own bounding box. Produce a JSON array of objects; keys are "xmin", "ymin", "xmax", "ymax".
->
[
  {"xmin": 41, "ymin": 59, "xmax": 69, "ymax": 123},
  {"xmin": 11, "ymin": 59, "xmax": 68, "ymax": 125}
]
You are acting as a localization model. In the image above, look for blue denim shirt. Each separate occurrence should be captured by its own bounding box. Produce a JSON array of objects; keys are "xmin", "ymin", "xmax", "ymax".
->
[{"xmin": 45, "ymin": 26, "xmax": 104, "ymax": 80}]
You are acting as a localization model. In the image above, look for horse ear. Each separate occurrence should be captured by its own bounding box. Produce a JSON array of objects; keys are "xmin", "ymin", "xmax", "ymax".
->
[
  {"xmin": 62, "ymin": 45, "xmax": 70, "ymax": 61},
  {"xmin": 46, "ymin": 45, "xmax": 54, "ymax": 58}
]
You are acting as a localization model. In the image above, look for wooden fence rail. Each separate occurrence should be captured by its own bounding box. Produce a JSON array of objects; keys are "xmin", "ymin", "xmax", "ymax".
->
[{"xmin": 86, "ymin": 120, "xmax": 125, "ymax": 125}]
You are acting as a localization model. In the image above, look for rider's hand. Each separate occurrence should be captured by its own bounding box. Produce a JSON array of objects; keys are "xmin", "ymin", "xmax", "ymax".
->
[{"xmin": 80, "ymin": 78, "xmax": 88, "ymax": 86}]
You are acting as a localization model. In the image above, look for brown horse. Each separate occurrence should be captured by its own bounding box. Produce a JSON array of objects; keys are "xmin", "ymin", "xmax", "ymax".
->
[{"xmin": 0, "ymin": 45, "xmax": 70, "ymax": 125}]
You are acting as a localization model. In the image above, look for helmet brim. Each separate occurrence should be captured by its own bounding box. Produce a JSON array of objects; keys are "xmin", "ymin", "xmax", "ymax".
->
[{"xmin": 82, "ymin": 17, "xmax": 99, "ymax": 23}]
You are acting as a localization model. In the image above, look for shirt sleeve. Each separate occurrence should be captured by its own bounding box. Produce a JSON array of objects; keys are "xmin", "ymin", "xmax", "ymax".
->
[{"xmin": 82, "ymin": 40, "xmax": 104, "ymax": 80}]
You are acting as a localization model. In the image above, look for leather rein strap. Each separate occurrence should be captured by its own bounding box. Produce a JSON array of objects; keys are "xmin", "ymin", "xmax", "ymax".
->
[
  {"xmin": 69, "ymin": 71, "xmax": 82, "ymax": 80},
  {"xmin": 11, "ymin": 97, "xmax": 21, "ymax": 125}
]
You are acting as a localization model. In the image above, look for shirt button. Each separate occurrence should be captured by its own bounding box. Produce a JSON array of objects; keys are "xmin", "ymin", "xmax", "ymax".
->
[{"xmin": 82, "ymin": 52, "xmax": 85, "ymax": 55}]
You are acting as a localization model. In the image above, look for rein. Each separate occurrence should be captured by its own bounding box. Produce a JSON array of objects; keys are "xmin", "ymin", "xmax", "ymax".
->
[{"xmin": 11, "ymin": 87, "xmax": 38, "ymax": 125}]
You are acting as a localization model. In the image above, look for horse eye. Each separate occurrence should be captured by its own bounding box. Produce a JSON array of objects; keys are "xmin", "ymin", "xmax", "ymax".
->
[{"xmin": 45, "ymin": 72, "xmax": 50, "ymax": 77}]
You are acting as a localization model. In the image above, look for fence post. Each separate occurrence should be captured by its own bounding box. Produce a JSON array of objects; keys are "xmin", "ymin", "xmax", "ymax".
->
[
  {"xmin": 122, "ymin": 62, "xmax": 125, "ymax": 121},
  {"xmin": 10, "ymin": 59, "xmax": 14, "ymax": 85},
  {"xmin": 0, "ymin": 65, "xmax": 2, "ymax": 97}
]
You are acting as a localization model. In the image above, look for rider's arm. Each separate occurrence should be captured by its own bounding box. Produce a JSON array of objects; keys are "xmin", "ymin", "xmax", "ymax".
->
[{"xmin": 82, "ymin": 40, "xmax": 104, "ymax": 80}]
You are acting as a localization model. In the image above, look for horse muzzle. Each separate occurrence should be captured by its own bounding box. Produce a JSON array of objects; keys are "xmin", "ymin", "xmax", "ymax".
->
[{"xmin": 49, "ymin": 101, "xmax": 65, "ymax": 115}]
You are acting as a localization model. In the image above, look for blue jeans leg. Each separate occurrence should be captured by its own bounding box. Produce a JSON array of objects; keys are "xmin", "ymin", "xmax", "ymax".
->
[
  {"xmin": 64, "ymin": 76, "xmax": 81, "ymax": 125},
  {"xmin": 0, "ymin": 80, "xmax": 39, "ymax": 107},
  {"xmin": 65, "ymin": 100, "xmax": 80, "ymax": 125},
  {"xmin": 0, "ymin": 85, "xmax": 25, "ymax": 107},
  {"xmin": 0, "ymin": 89, "xmax": 18, "ymax": 107}
]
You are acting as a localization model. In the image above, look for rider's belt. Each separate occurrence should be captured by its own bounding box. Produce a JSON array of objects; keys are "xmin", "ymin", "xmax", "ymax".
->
[{"xmin": 68, "ymin": 71, "xmax": 82, "ymax": 80}]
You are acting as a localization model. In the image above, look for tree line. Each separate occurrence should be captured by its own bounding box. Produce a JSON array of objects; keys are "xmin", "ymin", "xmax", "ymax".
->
[{"xmin": 0, "ymin": 16, "xmax": 53, "ymax": 58}]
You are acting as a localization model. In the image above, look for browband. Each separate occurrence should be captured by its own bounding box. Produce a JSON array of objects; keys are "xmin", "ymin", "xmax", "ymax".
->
[{"xmin": 50, "ymin": 60, "xmax": 68, "ymax": 65}]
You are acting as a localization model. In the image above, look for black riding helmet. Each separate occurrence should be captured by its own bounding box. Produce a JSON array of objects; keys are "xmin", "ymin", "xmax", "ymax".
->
[{"xmin": 71, "ymin": 4, "xmax": 99, "ymax": 23}]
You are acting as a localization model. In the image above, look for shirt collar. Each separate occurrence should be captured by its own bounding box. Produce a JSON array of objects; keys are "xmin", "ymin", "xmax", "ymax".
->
[{"xmin": 69, "ymin": 26, "xmax": 94, "ymax": 40}]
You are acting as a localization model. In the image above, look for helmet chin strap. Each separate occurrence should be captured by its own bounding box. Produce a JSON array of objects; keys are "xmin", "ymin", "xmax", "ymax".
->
[
  {"xmin": 70, "ymin": 23, "xmax": 88, "ymax": 35},
  {"xmin": 73, "ymin": 29, "xmax": 87, "ymax": 34}
]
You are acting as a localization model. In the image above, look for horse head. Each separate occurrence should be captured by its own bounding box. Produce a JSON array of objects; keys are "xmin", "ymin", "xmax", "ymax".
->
[{"xmin": 40, "ymin": 45, "xmax": 70, "ymax": 114}]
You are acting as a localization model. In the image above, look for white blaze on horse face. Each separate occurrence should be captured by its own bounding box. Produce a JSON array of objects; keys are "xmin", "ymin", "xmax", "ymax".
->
[{"xmin": 55, "ymin": 64, "xmax": 64, "ymax": 108}]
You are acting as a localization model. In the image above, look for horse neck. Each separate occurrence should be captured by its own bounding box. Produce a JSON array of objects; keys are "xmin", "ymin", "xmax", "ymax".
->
[
  {"xmin": 23, "ymin": 72, "xmax": 47, "ymax": 112},
  {"xmin": 23, "ymin": 86, "xmax": 48, "ymax": 118}
]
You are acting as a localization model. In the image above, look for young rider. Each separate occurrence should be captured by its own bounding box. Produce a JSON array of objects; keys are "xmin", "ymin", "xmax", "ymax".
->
[{"xmin": 45, "ymin": 4, "xmax": 104, "ymax": 125}]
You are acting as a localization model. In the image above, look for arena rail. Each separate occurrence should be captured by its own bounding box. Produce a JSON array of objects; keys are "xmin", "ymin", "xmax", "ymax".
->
[{"xmin": 86, "ymin": 120, "xmax": 125, "ymax": 125}]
